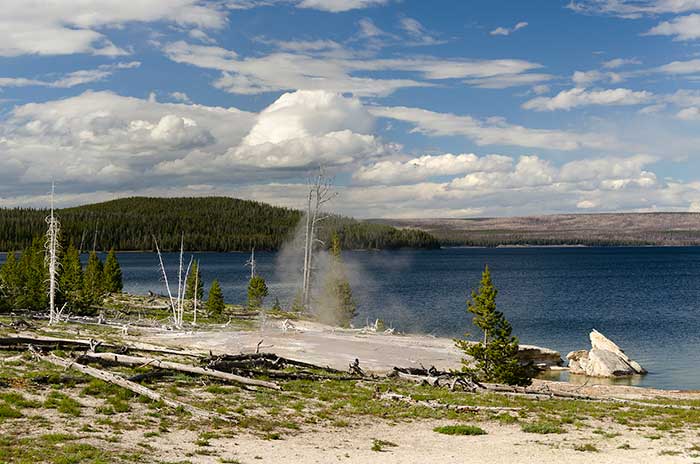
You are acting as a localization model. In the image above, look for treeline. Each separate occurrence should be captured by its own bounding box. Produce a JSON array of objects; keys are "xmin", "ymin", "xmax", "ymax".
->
[
  {"xmin": 0, "ymin": 240, "xmax": 122, "ymax": 314},
  {"xmin": 0, "ymin": 197, "xmax": 439, "ymax": 252}
]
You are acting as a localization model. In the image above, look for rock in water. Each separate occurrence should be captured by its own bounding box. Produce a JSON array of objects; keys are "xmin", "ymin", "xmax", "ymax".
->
[{"xmin": 566, "ymin": 329, "xmax": 646, "ymax": 377}]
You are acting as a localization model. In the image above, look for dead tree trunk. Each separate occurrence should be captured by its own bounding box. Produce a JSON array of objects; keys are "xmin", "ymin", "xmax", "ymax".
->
[
  {"xmin": 32, "ymin": 350, "xmax": 228, "ymax": 421},
  {"xmin": 78, "ymin": 352, "xmax": 280, "ymax": 390}
]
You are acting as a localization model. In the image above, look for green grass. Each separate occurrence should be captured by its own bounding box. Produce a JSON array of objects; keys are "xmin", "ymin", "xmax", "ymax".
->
[
  {"xmin": 574, "ymin": 443, "xmax": 599, "ymax": 452},
  {"xmin": 44, "ymin": 391, "xmax": 82, "ymax": 417},
  {"xmin": 521, "ymin": 421, "xmax": 565, "ymax": 434},
  {"xmin": 433, "ymin": 424, "xmax": 487, "ymax": 436},
  {"xmin": 371, "ymin": 439, "xmax": 398, "ymax": 452}
]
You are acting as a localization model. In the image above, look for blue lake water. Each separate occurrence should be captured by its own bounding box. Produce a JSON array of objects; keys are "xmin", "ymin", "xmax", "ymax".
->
[{"xmin": 5, "ymin": 247, "xmax": 700, "ymax": 390}]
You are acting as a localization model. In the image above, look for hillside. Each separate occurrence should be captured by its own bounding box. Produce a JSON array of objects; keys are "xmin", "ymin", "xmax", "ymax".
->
[
  {"xmin": 0, "ymin": 197, "xmax": 438, "ymax": 252},
  {"xmin": 374, "ymin": 213, "xmax": 700, "ymax": 247}
]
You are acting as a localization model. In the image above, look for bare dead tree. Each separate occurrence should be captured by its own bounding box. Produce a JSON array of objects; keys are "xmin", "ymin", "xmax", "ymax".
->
[
  {"xmin": 45, "ymin": 183, "xmax": 65, "ymax": 325},
  {"xmin": 245, "ymin": 248, "xmax": 257, "ymax": 279},
  {"xmin": 193, "ymin": 260, "xmax": 200, "ymax": 326},
  {"xmin": 301, "ymin": 169, "xmax": 337, "ymax": 310},
  {"xmin": 153, "ymin": 235, "xmax": 192, "ymax": 329}
]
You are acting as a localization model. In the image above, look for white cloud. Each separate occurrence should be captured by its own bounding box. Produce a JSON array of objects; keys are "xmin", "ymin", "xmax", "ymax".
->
[
  {"xmin": 602, "ymin": 57, "xmax": 641, "ymax": 69},
  {"xmin": 647, "ymin": 14, "xmax": 700, "ymax": 40},
  {"xmin": 398, "ymin": 17, "xmax": 444, "ymax": 45},
  {"xmin": 656, "ymin": 58, "xmax": 700, "ymax": 75},
  {"xmin": 0, "ymin": 62, "xmax": 140, "ymax": 89},
  {"xmin": 170, "ymin": 91, "xmax": 192, "ymax": 103},
  {"xmin": 676, "ymin": 107, "xmax": 700, "ymax": 119},
  {"xmin": 369, "ymin": 105, "xmax": 616, "ymax": 151},
  {"xmin": 297, "ymin": 0, "xmax": 391, "ymax": 12},
  {"xmin": 490, "ymin": 21, "xmax": 528, "ymax": 36},
  {"xmin": 0, "ymin": 91, "xmax": 254, "ymax": 190},
  {"xmin": 522, "ymin": 87, "xmax": 653, "ymax": 111},
  {"xmin": 163, "ymin": 40, "xmax": 550, "ymax": 95},
  {"xmin": 353, "ymin": 153, "xmax": 513, "ymax": 184},
  {"xmin": 572, "ymin": 70, "xmax": 624, "ymax": 86},
  {"xmin": 567, "ymin": 0, "xmax": 700, "ymax": 18},
  {"xmin": 0, "ymin": 1, "xmax": 226, "ymax": 56}
]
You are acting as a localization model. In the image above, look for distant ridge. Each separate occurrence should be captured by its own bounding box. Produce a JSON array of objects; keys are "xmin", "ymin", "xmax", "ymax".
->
[
  {"xmin": 373, "ymin": 212, "xmax": 700, "ymax": 247},
  {"xmin": 0, "ymin": 197, "xmax": 439, "ymax": 252}
]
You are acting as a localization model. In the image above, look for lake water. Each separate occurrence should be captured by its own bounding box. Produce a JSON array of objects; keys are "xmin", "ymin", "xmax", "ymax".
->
[{"xmin": 5, "ymin": 247, "xmax": 700, "ymax": 390}]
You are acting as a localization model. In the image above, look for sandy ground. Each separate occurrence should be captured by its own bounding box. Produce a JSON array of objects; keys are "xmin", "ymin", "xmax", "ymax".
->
[
  {"xmin": 115, "ymin": 417, "xmax": 697, "ymax": 464},
  {"xmin": 146, "ymin": 319, "xmax": 523, "ymax": 372}
]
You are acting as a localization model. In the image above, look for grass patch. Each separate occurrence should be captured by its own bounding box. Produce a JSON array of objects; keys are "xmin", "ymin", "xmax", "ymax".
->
[
  {"xmin": 574, "ymin": 443, "xmax": 599, "ymax": 452},
  {"xmin": 44, "ymin": 391, "xmax": 82, "ymax": 417},
  {"xmin": 433, "ymin": 424, "xmax": 487, "ymax": 436},
  {"xmin": 521, "ymin": 422, "xmax": 565, "ymax": 434},
  {"xmin": 371, "ymin": 439, "xmax": 398, "ymax": 452}
]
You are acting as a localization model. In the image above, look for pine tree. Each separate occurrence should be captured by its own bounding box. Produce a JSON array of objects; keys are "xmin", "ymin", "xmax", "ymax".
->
[
  {"xmin": 271, "ymin": 297, "xmax": 282, "ymax": 312},
  {"xmin": 320, "ymin": 234, "xmax": 356, "ymax": 328},
  {"xmin": 206, "ymin": 279, "xmax": 225, "ymax": 319},
  {"xmin": 83, "ymin": 251, "xmax": 104, "ymax": 310},
  {"xmin": 0, "ymin": 251, "xmax": 20, "ymax": 310},
  {"xmin": 60, "ymin": 244, "xmax": 85, "ymax": 312},
  {"xmin": 102, "ymin": 249, "xmax": 123, "ymax": 293},
  {"xmin": 15, "ymin": 238, "xmax": 48, "ymax": 311},
  {"xmin": 185, "ymin": 259, "xmax": 203, "ymax": 301},
  {"xmin": 247, "ymin": 275, "xmax": 268, "ymax": 309},
  {"xmin": 455, "ymin": 265, "xmax": 532, "ymax": 386}
]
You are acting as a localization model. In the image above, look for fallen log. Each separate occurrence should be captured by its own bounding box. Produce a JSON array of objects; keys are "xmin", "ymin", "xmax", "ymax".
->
[
  {"xmin": 79, "ymin": 352, "xmax": 280, "ymax": 390},
  {"xmin": 205, "ymin": 352, "xmax": 344, "ymax": 374},
  {"xmin": 379, "ymin": 392, "xmax": 521, "ymax": 413},
  {"xmin": 32, "ymin": 349, "xmax": 229, "ymax": 421},
  {"xmin": 0, "ymin": 334, "xmax": 202, "ymax": 358}
]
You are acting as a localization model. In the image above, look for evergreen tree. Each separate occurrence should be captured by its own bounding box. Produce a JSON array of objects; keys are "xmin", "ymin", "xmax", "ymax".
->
[
  {"xmin": 82, "ymin": 251, "xmax": 104, "ymax": 309},
  {"xmin": 271, "ymin": 297, "xmax": 282, "ymax": 312},
  {"xmin": 59, "ymin": 244, "xmax": 85, "ymax": 312},
  {"xmin": 206, "ymin": 279, "xmax": 225, "ymax": 319},
  {"xmin": 247, "ymin": 275, "xmax": 268, "ymax": 309},
  {"xmin": 0, "ymin": 251, "xmax": 20, "ymax": 310},
  {"xmin": 102, "ymin": 249, "xmax": 123, "ymax": 293},
  {"xmin": 320, "ymin": 234, "xmax": 356, "ymax": 328},
  {"xmin": 455, "ymin": 265, "xmax": 532, "ymax": 386},
  {"xmin": 15, "ymin": 238, "xmax": 48, "ymax": 311},
  {"xmin": 185, "ymin": 259, "xmax": 203, "ymax": 301}
]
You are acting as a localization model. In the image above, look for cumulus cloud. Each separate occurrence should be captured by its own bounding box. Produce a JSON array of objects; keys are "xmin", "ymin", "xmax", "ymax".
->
[
  {"xmin": 490, "ymin": 21, "xmax": 528, "ymax": 36},
  {"xmin": 369, "ymin": 105, "xmax": 615, "ymax": 151},
  {"xmin": 522, "ymin": 87, "xmax": 653, "ymax": 111},
  {"xmin": 0, "ymin": 1, "xmax": 226, "ymax": 56},
  {"xmin": 163, "ymin": 40, "xmax": 550, "ymax": 96},
  {"xmin": 572, "ymin": 70, "xmax": 624, "ymax": 86},
  {"xmin": 0, "ymin": 91, "xmax": 254, "ymax": 192}
]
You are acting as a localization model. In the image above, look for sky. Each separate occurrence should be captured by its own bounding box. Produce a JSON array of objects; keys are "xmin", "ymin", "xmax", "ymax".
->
[{"xmin": 2, "ymin": 0, "xmax": 700, "ymax": 218}]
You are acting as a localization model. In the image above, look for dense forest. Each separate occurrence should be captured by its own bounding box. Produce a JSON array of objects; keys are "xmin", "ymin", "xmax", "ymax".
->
[{"xmin": 0, "ymin": 197, "xmax": 439, "ymax": 252}]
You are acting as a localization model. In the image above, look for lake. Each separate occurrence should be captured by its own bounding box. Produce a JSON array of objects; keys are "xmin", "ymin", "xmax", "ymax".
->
[{"xmin": 5, "ymin": 247, "xmax": 700, "ymax": 390}]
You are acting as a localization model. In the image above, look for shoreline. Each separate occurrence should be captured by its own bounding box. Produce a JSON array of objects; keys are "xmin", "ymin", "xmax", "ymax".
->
[{"xmin": 143, "ymin": 318, "xmax": 696, "ymax": 397}]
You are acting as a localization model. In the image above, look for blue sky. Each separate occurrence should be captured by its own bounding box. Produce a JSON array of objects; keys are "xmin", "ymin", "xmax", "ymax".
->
[{"xmin": 2, "ymin": 0, "xmax": 700, "ymax": 218}]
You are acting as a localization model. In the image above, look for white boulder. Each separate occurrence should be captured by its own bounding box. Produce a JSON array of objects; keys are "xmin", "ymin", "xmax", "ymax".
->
[{"xmin": 566, "ymin": 329, "xmax": 646, "ymax": 377}]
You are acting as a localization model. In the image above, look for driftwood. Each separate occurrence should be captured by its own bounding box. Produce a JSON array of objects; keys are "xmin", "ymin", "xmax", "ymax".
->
[
  {"xmin": 379, "ymin": 391, "xmax": 521, "ymax": 413},
  {"xmin": 388, "ymin": 366, "xmax": 483, "ymax": 391},
  {"xmin": 0, "ymin": 334, "xmax": 201, "ymax": 358},
  {"xmin": 205, "ymin": 352, "xmax": 343, "ymax": 374},
  {"xmin": 78, "ymin": 352, "xmax": 280, "ymax": 390},
  {"xmin": 32, "ymin": 349, "xmax": 229, "ymax": 421}
]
